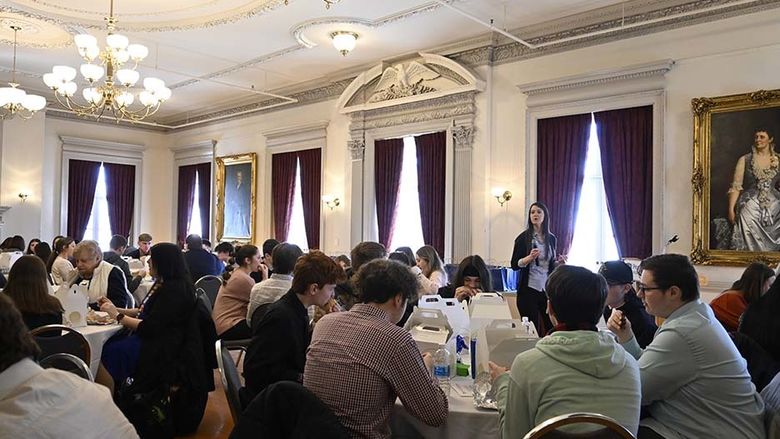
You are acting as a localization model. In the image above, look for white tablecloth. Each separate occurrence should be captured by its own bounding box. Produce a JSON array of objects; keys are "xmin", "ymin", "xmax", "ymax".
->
[
  {"xmin": 391, "ymin": 377, "xmax": 499, "ymax": 439},
  {"xmin": 75, "ymin": 324, "xmax": 122, "ymax": 376},
  {"xmin": 133, "ymin": 280, "xmax": 155, "ymax": 305}
]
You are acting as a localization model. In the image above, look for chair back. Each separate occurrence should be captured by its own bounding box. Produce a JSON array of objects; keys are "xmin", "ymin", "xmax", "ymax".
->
[
  {"xmin": 216, "ymin": 339, "xmax": 245, "ymax": 424},
  {"xmin": 30, "ymin": 324, "xmax": 91, "ymax": 366},
  {"xmin": 229, "ymin": 381, "xmax": 348, "ymax": 439},
  {"xmin": 195, "ymin": 275, "xmax": 222, "ymax": 306},
  {"xmin": 523, "ymin": 413, "xmax": 635, "ymax": 439},
  {"xmin": 762, "ymin": 372, "xmax": 780, "ymax": 439},
  {"xmin": 39, "ymin": 352, "xmax": 94, "ymax": 381},
  {"xmin": 197, "ymin": 288, "xmax": 213, "ymax": 314}
]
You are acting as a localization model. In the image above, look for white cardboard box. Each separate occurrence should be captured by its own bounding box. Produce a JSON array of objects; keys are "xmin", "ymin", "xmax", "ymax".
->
[
  {"xmin": 468, "ymin": 292, "xmax": 513, "ymax": 333},
  {"xmin": 55, "ymin": 284, "xmax": 89, "ymax": 328},
  {"xmin": 417, "ymin": 294, "xmax": 470, "ymax": 335},
  {"xmin": 404, "ymin": 307, "xmax": 453, "ymax": 354},
  {"xmin": 474, "ymin": 319, "xmax": 539, "ymax": 375}
]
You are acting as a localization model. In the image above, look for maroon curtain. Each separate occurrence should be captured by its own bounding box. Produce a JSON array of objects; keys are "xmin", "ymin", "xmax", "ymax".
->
[
  {"xmin": 272, "ymin": 151, "xmax": 298, "ymax": 241},
  {"xmin": 177, "ymin": 164, "xmax": 198, "ymax": 246},
  {"xmin": 374, "ymin": 138, "xmax": 405, "ymax": 249},
  {"xmin": 103, "ymin": 163, "xmax": 136, "ymax": 239},
  {"xmin": 415, "ymin": 131, "xmax": 447, "ymax": 256},
  {"xmin": 67, "ymin": 160, "xmax": 101, "ymax": 242},
  {"xmin": 595, "ymin": 105, "xmax": 653, "ymax": 259},
  {"xmin": 196, "ymin": 162, "xmax": 212, "ymax": 240},
  {"xmin": 298, "ymin": 148, "xmax": 322, "ymax": 250},
  {"xmin": 537, "ymin": 113, "xmax": 592, "ymax": 256}
]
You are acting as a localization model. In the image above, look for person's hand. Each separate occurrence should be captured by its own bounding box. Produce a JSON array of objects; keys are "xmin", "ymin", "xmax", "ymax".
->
[
  {"xmin": 100, "ymin": 301, "xmax": 119, "ymax": 319},
  {"xmin": 136, "ymin": 269, "xmax": 147, "ymax": 279},
  {"xmin": 488, "ymin": 361, "xmax": 508, "ymax": 382},
  {"xmin": 422, "ymin": 352, "xmax": 434, "ymax": 370},
  {"xmin": 259, "ymin": 263, "xmax": 269, "ymax": 281},
  {"xmin": 606, "ymin": 309, "xmax": 633, "ymax": 344},
  {"xmin": 525, "ymin": 249, "xmax": 540, "ymax": 265},
  {"xmin": 454, "ymin": 286, "xmax": 476, "ymax": 301},
  {"xmin": 728, "ymin": 208, "xmax": 736, "ymax": 225}
]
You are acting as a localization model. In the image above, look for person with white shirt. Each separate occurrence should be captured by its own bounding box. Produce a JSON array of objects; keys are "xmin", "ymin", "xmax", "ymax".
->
[
  {"xmin": 247, "ymin": 243, "xmax": 303, "ymax": 327},
  {"xmin": 0, "ymin": 293, "xmax": 138, "ymax": 439},
  {"xmin": 46, "ymin": 236, "xmax": 75, "ymax": 285},
  {"xmin": 608, "ymin": 254, "xmax": 765, "ymax": 439},
  {"xmin": 413, "ymin": 245, "xmax": 448, "ymax": 296}
]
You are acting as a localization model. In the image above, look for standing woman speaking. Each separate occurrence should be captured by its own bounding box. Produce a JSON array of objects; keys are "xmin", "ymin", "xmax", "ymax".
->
[{"xmin": 511, "ymin": 202, "xmax": 562, "ymax": 335}]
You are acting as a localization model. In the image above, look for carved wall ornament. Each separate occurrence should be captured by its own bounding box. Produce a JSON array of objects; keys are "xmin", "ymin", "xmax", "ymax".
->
[
  {"xmin": 367, "ymin": 61, "xmax": 440, "ymax": 103},
  {"xmin": 691, "ymin": 164, "xmax": 704, "ymax": 196},
  {"xmin": 691, "ymin": 97, "xmax": 715, "ymax": 116},
  {"xmin": 749, "ymin": 90, "xmax": 780, "ymax": 105},
  {"xmin": 452, "ymin": 125, "xmax": 474, "ymax": 150},
  {"xmin": 347, "ymin": 139, "xmax": 365, "ymax": 160}
]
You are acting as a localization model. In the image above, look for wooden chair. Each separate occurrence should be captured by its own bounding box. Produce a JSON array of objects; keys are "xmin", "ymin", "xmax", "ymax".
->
[
  {"xmin": 39, "ymin": 352, "xmax": 94, "ymax": 381},
  {"xmin": 30, "ymin": 324, "xmax": 91, "ymax": 366},
  {"xmin": 524, "ymin": 413, "xmax": 636, "ymax": 439}
]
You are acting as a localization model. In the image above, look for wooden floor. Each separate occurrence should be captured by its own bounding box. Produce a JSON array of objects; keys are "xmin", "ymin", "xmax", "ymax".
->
[{"xmin": 177, "ymin": 370, "xmax": 234, "ymax": 439}]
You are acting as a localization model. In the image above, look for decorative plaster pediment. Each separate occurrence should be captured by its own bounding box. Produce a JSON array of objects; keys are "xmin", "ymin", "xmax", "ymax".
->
[{"xmin": 337, "ymin": 52, "xmax": 484, "ymax": 114}]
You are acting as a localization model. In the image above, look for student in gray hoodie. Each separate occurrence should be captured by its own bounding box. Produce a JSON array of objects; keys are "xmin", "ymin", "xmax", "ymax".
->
[{"xmin": 490, "ymin": 265, "xmax": 641, "ymax": 437}]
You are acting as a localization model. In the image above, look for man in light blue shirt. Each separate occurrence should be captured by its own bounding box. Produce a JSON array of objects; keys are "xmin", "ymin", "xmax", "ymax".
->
[{"xmin": 608, "ymin": 254, "xmax": 765, "ymax": 439}]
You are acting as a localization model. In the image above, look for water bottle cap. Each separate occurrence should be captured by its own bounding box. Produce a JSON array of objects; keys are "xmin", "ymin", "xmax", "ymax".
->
[{"xmin": 521, "ymin": 316, "xmax": 529, "ymax": 322}]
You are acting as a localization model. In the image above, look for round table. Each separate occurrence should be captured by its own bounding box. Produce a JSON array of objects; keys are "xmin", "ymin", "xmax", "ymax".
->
[
  {"xmin": 391, "ymin": 377, "xmax": 499, "ymax": 439},
  {"xmin": 75, "ymin": 324, "xmax": 123, "ymax": 377}
]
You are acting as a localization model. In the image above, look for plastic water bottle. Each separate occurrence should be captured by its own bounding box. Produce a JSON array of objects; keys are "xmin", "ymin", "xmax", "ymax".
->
[
  {"xmin": 521, "ymin": 316, "xmax": 532, "ymax": 335},
  {"xmin": 432, "ymin": 345, "xmax": 451, "ymax": 396}
]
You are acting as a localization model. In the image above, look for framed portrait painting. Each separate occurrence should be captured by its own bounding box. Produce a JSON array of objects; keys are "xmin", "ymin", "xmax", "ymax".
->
[
  {"xmin": 692, "ymin": 89, "xmax": 780, "ymax": 265},
  {"xmin": 215, "ymin": 153, "xmax": 257, "ymax": 243}
]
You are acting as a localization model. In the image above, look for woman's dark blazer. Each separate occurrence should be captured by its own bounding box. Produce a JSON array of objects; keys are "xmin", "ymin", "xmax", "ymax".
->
[{"xmin": 509, "ymin": 230, "xmax": 557, "ymax": 291}]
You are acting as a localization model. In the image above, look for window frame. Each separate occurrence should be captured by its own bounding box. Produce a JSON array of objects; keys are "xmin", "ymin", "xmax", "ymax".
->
[{"xmin": 171, "ymin": 140, "xmax": 215, "ymax": 242}]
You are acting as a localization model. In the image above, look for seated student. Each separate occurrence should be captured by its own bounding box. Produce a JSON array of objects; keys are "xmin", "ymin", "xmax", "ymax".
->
[
  {"xmin": 183, "ymin": 234, "xmax": 224, "ymax": 282},
  {"xmin": 124, "ymin": 233, "xmax": 152, "ymax": 259},
  {"xmin": 334, "ymin": 241, "xmax": 387, "ymax": 310},
  {"xmin": 103, "ymin": 235, "xmax": 145, "ymax": 294},
  {"xmin": 305, "ymin": 259, "xmax": 448, "ymax": 438},
  {"xmin": 740, "ymin": 281, "xmax": 780, "ymax": 362},
  {"xmin": 68, "ymin": 240, "xmax": 132, "ymax": 308},
  {"xmin": 599, "ymin": 261, "xmax": 657, "ymax": 348},
  {"xmin": 248, "ymin": 239, "xmax": 278, "ymax": 283},
  {"xmin": 608, "ymin": 254, "xmax": 765, "ymax": 439},
  {"xmin": 413, "ymin": 245, "xmax": 448, "ymax": 296},
  {"xmin": 438, "ymin": 255, "xmax": 492, "ymax": 301},
  {"xmin": 0, "ymin": 293, "xmax": 138, "ymax": 439},
  {"xmin": 711, "ymin": 262, "xmax": 774, "ymax": 332},
  {"xmin": 25, "ymin": 238, "xmax": 40, "ymax": 255},
  {"xmin": 246, "ymin": 243, "xmax": 303, "ymax": 326},
  {"xmin": 33, "ymin": 241, "xmax": 52, "ymax": 267},
  {"xmin": 335, "ymin": 254, "xmax": 351, "ymax": 271},
  {"xmin": 3, "ymin": 255, "xmax": 63, "ymax": 331},
  {"xmin": 490, "ymin": 265, "xmax": 641, "ymax": 438},
  {"xmin": 214, "ymin": 242, "xmax": 235, "ymax": 267},
  {"xmin": 47, "ymin": 236, "xmax": 75, "ymax": 285},
  {"xmin": 242, "ymin": 251, "xmax": 345, "ymax": 404},
  {"xmin": 213, "ymin": 245, "xmax": 260, "ymax": 340}
]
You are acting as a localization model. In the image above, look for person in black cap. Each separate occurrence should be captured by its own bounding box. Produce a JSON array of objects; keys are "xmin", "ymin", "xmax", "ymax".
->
[{"xmin": 599, "ymin": 260, "xmax": 657, "ymax": 348}]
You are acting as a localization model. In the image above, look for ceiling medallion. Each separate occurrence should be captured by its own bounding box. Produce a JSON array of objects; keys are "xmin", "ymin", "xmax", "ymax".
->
[{"xmin": 41, "ymin": 0, "xmax": 170, "ymax": 123}]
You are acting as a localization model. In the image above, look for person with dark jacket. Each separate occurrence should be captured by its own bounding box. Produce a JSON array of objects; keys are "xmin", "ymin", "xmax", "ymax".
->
[
  {"xmin": 241, "ymin": 251, "xmax": 345, "ymax": 406},
  {"xmin": 100, "ymin": 243, "xmax": 215, "ymax": 436},
  {"xmin": 510, "ymin": 202, "xmax": 561, "ymax": 335},
  {"xmin": 124, "ymin": 233, "xmax": 152, "ymax": 259},
  {"xmin": 599, "ymin": 261, "xmax": 657, "ymax": 349},
  {"xmin": 103, "ymin": 235, "xmax": 144, "ymax": 294},
  {"xmin": 183, "ymin": 234, "xmax": 223, "ymax": 283}
]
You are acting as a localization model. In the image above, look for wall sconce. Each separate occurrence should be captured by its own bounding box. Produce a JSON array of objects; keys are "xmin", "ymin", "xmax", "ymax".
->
[
  {"xmin": 491, "ymin": 188, "xmax": 512, "ymax": 207},
  {"xmin": 322, "ymin": 195, "xmax": 341, "ymax": 210},
  {"xmin": 17, "ymin": 192, "xmax": 28, "ymax": 203}
]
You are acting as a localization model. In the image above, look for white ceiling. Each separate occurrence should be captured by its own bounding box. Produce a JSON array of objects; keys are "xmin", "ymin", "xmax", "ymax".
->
[{"xmin": 0, "ymin": 0, "xmax": 762, "ymax": 126}]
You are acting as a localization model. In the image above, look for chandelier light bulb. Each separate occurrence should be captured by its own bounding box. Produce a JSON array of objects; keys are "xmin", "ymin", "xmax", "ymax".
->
[
  {"xmin": 53, "ymin": 65, "xmax": 77, "ymax": 82},
  {"xmin": 106, "ymin": 34, "xmax": 129, "ymax": 50},
  {"xmin": 80, "ymin": 63, "xmax": 105, "ymax": 82},
  {"xmin": 116, "ymin": 91, "xmax": 134, "ymax": 107},
  {"xmin": 157, "ymin": 87, "xmax": 172, "ymax": 101},
  {"xmin": 331, "ymin": 31, "xmax": 358, "ymax": 56},
  {"xmin": 22, "ymin": 94, "xmax": 46, "ymax": 111},
  {"xmin": 61, "ymin": 82, "xmax": 78, "ymax": 97},
  {"xmin": 74, "ymin": 34, "xmax": 97, "ymax": 49},
  {"xmin": 43, "ymin": 73, "xmax": 60, "ymax": 89},
  {"xmin": 127, "ymin": 44, "xmax": 148, "ymax": 61},
  {"xmin": 143, "ymin": 77, "xmax": 165, "ymax": 92},
  {"xmin": 84, "ymin": 45, "xmax": 100, "ymax": 61},
  {"xmin": 115, "ymin": 49, "xmax": 130, "ymax": 64},
  {"xmin": 138, "ymin": 90, "xmax": 157, "ymax": 107},
  {"xmin": 116, "ymin": 69, "xmax": 139, "ymax": 86}
]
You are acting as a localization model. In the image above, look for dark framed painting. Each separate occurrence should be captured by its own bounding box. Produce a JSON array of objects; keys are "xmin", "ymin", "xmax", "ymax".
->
[
  {"xmin": 691, "ymin": 89, "xmax": 780, "ymax": 265},
  {"xmin": 215, "ymin": 153, "xmax": 257, "ymax": 243}
]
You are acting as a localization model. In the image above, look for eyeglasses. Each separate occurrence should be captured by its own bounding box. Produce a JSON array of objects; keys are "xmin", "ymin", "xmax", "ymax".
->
[{"xmin": 633, "ymin": 281, "xmax": 668, "ymax": 294}]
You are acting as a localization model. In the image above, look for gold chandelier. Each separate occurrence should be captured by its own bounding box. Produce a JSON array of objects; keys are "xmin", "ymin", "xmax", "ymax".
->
[
  {"xmin": 284, "ymin": 0, "xmax": 341, "ymax": 9},
  {"xmin": 42, "ymin": 0, "xmax": 170, "ymax": 123},
  {"xmin": 0, "ymin": 25, "xmax": 47, "ymax": 120}
]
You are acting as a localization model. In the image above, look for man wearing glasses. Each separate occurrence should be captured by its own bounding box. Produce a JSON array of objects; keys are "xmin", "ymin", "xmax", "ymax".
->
[
  {"xmin": 599, "ymin": 260, "xmax": 657, "ymax": 348},
  {"xmin": 607, "ymin": 254, "xmax": 765, "ymax": 439}
]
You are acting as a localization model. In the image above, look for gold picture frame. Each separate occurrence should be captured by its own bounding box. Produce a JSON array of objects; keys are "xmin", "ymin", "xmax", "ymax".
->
[
  {"xmin": 215, "ymin": 153, "xmax": 257, "ymax": 244},
  {"xmin": 691, "ymin": 89, "xmax": 780, "ymax": 265}
]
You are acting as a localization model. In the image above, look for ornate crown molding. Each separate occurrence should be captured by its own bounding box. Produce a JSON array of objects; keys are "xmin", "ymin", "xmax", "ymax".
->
[
  {"xmin": 347, "ymin": 139, "xmax": 365, "ymax": 160},
  {"xmin": 349, "ymin": 91, "xmax": 477, "ymax": 133},
  {"xmin": 452, "ymin": 125, "xmax": 474, "ymax": 151}
]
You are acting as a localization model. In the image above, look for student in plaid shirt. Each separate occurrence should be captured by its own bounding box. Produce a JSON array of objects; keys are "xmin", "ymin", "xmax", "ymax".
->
[{"xmin": 304, "ymin": 259, "xmax": 448, "ymax": 438}]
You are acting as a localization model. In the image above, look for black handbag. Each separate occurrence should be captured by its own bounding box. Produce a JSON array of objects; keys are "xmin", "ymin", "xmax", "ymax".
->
[{"xmin": 116, "ymin": 382, "xmax": 174, "ymax": 438}]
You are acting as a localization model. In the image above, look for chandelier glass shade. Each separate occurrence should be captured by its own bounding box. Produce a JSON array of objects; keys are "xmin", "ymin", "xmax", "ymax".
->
[
  {"xmin": 42, "ymin": 0, "xmax": 170, "ymax": 123},
  {"xmin": 0, "ymin": 26, "xmax": 47, "ymax": 120}
]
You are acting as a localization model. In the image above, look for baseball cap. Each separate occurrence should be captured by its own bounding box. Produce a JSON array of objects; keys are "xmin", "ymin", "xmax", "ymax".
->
[{"xmin": 598, "ymin": 261, "xmax": 634, "ymax": 285}]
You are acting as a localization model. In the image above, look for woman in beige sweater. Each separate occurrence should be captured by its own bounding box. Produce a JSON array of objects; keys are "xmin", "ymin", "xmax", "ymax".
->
[{"xmin": 212, "ymin": 244, "xmax": 261, "ymax": 340}]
